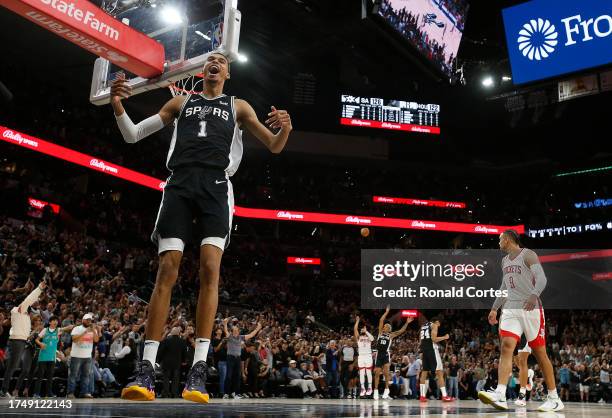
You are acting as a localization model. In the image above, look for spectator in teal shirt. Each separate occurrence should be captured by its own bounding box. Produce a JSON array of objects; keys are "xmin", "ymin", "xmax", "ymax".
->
[
  {"xmin": 558, "ymin": 363, "xmax": 571, "ymax": 402},
  {"xmin": 33, "ymin": 316, "xmax": 73, "ymax": 398}
]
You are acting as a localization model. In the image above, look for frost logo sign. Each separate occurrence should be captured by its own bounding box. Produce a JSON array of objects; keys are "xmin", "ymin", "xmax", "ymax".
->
[
  {"xmin": 518, "ymin": 18, "xmax": 558, "ymax": 61},
  {"xmin": 503, "ymin": 0, "xmax": 612, "ymax": 84}
]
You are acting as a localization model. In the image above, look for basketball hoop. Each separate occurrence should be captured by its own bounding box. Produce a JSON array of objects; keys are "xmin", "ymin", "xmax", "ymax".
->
[{"xmin": 169, "ymin": 73, "xmax": 205, "ymax": 97}]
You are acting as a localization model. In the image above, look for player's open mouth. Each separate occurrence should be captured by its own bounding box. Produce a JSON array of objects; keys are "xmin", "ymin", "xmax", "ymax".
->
[{"xmin": 209, "ymin": 65, "xmax": 220, "ymax": 74}]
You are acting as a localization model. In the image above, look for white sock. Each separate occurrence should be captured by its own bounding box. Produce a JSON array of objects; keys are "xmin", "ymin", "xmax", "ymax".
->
[
  {"xmin": 548, "ymin": 389, "xmax": 559, "ymax": 399},
  {"xmin": 496, "ymin": 384, "xmax": 507, "ymax": 394},
  {"xmin": 366, "ymin": 369, "xmax": 373, "ymax": 387},
  {"xmin": 143, "ymin": 340, "xmax": 160, "ymax": 366},
  {"xmin": 360, "ymin": 369, "xmax": 366, "ymax": 388},
  {"xmin": 420, "ymin": 384, "xmax": 427, "ymax": 397},
  {"xmin": 520, "ymin": 387, "xmax": 527, "ymax": 395},
  {"xmin": 440, "ymin": 386, "xmax": 447, "ymax": 397},
  {"xmin": 193, "ymin": 338, "xmax": 211, "ymax": 365}
]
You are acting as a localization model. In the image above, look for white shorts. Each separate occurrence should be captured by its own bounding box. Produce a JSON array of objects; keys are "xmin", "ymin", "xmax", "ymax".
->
[
  {"xmin": 499, "ymin": 308, "xmax": 546, "ymax": 348},
  {"xmin": 358, "ymin": 355, "xmax": 373, "ymax": 369},
  {"xmin": 518, "ymin": 341, "xmax": 532, "ymax": 354}
]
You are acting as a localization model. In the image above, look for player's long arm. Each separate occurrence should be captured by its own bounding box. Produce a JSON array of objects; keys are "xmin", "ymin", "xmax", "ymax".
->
[
  {"xmin": 524, "ymin": 250, "xmax": 547, "ymax": 296},
  {"xmin": 491, "ymin": 280, "xmax": 507, "ymax": 311},
  {"xmin": 113, "ymin": 96, "xmax": 183, "ymax": 144},
  {"xmin": 235, "ymin": 100, "xmax": 291, "ymax": 153}
]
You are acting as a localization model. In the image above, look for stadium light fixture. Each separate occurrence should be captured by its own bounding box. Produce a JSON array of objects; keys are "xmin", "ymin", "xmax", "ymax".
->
[
  {"xmin": 481, "ymin": 76, "xmax": 494, "ymax": 88},
  {"xmin": 502, "ymin": 75, "xmax": 512, "ymax": 82},
  {"xmin": 161, "ymin": 7, "xmax": 183, "ymax": 25},
  {"xmin": 237, "ymin": 53, "xmax": 248, "ymax": 63}
]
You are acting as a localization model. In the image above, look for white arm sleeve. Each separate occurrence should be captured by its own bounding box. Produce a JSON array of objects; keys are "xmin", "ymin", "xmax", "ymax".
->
[
  {"xmin": 115, "ymin": 112, "xmax": 165, "ymax": 144},
  {"xmin": 529, "ymin": 263, "xmax": 547, "ymax": 296}
]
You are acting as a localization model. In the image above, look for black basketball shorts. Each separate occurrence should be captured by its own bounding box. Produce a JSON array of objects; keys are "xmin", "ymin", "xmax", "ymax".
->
[
  {"xmin": 421, "ymin": 346, "xmax": 443, "ymax": 372},
  {"xmin": 375, "ymin": 351, "xmax": 390, "ymax": 368},
  {"xmin": 151, "ymin": 166, "xmax": 234, "ymax": 253}
]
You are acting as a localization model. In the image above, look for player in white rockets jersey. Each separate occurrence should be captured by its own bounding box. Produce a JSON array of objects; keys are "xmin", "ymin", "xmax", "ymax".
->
[
  {"xmin": 478, "ymin": 230, "xmax": 563, "ymax": 412},
  {"xmin": 354, "ymin": 316, "xmax": 375, "ymax": 397}
]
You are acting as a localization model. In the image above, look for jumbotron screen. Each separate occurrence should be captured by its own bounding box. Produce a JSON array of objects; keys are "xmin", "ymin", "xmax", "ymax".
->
[
  {"xmin": 377, "ymin": 0, "xmax": 469, "ymax": 78},
  {"xmin": 340, "ymin": 94, "xmax": 441, "ymax": 135}
]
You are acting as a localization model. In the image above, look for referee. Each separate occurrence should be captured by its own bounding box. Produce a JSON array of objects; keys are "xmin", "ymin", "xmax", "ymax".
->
[{"xmin": 111, "ymin": 52, "xmax": 292, "ymax": 404}]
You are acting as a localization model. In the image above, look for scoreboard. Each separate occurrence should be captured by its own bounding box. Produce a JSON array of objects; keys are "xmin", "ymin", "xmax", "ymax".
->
[{"xmin": 340, "ymin": 94, "xmax": 440, "ymax": 135}]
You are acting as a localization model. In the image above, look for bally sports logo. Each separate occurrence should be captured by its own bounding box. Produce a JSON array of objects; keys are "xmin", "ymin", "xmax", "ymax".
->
[
  {"xmin": 277, "ymin": 211, "xmax": 304, "ymax": 220},
  {"xmin": 474, "ymin": 226, "xmax": 499, "ymax": 234},
  {"xmin": 518, "ymin": 14, "xmax": 612, "ymax": 61},
  {"xmin": 90, "ymin": 159, "xmax": 118, "ymax": 174},
  {"xmin": 411, "ymin": 221, "xmax": 436, "ymax": 229},
  {"xmin": 2, "ymin": 129, "xmax": 39, "ymax": 147},
  {"xmin": 345, "ymin": 216, "xmax": 371, "ymax": 225}
]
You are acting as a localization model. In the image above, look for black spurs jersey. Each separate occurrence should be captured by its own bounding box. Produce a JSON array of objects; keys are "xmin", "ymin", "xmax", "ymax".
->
[
  {"xmin": 420, "ymin": 322, "xmax": 436, "ymax": 352},
  {"xmin": 376, "ymin": 333, "xmax": 392, "ymax": 354},
  {"xmin": 167, "ymin": 94, "xmax": 243, "ymax": 175}
]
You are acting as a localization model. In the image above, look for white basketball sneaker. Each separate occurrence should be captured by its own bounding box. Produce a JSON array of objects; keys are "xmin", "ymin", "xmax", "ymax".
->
[
  {"xmin": 478, "ymin": 389, "xmax": 508, "ymax": 410},
  {"xmin": 382, "ymin": 388, "xmax": 390, "ymax": 399},
  {"xmin": 360, "ymin": 387, "xmax": 366, "ymax": 397},
  {"xmin": 538, "ymin": 397, "xmax": 564, "ymax": 412},
  {"xmin": 515, "ymin": 392, "xmax": 527, "ymax": 406},
  {"xmin": 366, "ymin": 388, "xmax": 372, "ymax": 396},
  {"xmin": 373, "ymin": 390, "xmax": 379, "ymax": 400}
]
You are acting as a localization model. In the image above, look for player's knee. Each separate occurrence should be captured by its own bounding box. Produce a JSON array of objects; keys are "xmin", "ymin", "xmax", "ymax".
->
[
  {"xmin": 199, "ymin": 259, "xmax": 220, "ymax": 283},
  {"xmin": 501, "ymin": 337, "xmax": 516, "ymax": 351},
  {"xmin": 157, "ymin": 254, "xmax": 180, "ymax": 287}
]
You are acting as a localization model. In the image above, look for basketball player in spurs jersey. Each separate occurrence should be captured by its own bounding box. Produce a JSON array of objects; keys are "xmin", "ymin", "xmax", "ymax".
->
[
  {"xmin": 478, "ymin": 230, "xmax": 563, "ymax": 412},
  {"xmin": 373, "ymin": 306, "xmax": 413, "ymax": 400},
  {"xmin": 418, "ymin": 316, "xmax": 453, "ymax": 402},
  {"xmin": 354, "ymin": 316, "xmax": 375, "ymax": 397},
  {"xmin": 110, "ymin": 52, "xmax": 292, "ymax": 403},
  {"xmin": 514, "ymin": 335, "xmax": 533, "ymax": 406}
]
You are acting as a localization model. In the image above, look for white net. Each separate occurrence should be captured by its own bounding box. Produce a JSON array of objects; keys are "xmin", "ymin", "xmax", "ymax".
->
[{"xmin": 169, "ymin": 73, "xmax": 205, "ymax": 97}]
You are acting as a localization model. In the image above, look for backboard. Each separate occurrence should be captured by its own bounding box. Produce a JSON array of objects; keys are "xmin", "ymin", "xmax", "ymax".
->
[{"xmin": 89, "ymin": 0, "xmax": 240, "ymax": 105}]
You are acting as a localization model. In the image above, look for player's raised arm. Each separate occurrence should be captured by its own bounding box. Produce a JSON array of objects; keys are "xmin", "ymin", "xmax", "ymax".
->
[
  {"xmin": 378, "ymin": 305, "xmax": 390, "ymax": 334},
  {"xmin": 523, "ymin": 249, "xmax": 547, "ymax": 311},
  {"xmin": 354, "ymin": 316, "xmax": 360, "ymax": 341},
  {"xmin": 110, "ymin": 73, "xmax": 185, "ymax": 144},
  {"xmin": 391, "ymin": 317, "xmax": 414, "ymax": 338},
  {"xmin": 235, "ymin": 99, "xmax": 292, "ymax": 154}
]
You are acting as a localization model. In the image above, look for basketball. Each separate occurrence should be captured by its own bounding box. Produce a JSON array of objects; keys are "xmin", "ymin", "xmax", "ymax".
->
[{"xmin": 360, "ymin": 227, "xmax": 370, "ymax": 237}]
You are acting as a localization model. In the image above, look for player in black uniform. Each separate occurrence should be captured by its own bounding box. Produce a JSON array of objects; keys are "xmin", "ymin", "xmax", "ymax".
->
[
  {"xmin": 419, "ymin": 316, "xmax": 453, "ymax": 402},
  {"xmin": 110, "ymin": 52, "xmax": 292, "ymax": 403},
  {"xmin": 373, "ymin": 306, "xmax": 413, "ymax": 399}
]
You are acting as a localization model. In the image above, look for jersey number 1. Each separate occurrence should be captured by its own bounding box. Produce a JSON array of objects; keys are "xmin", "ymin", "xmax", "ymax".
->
[{"xmin": 198, "ymin": 121, "xmax": 208, "ymax": 138}]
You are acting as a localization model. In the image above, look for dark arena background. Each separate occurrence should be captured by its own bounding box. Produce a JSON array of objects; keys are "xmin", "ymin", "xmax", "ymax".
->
[{"xmin": 0, "ymin": 0, "xmax": 611, "ymax": 417}]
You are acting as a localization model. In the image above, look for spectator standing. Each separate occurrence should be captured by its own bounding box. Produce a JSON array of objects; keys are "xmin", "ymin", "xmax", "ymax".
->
[
  {"xmin": 558, "ymin": 363, "xmax": 570, "ymax": 402},
  {"xmin": 0, "ymin": 281, "xmax": 45, "ymax": 398},
  {"xmin": 340, "ymin": 338, "xmax": 355, "ymax": 398},
  {"xmin": 33, "ymin": 316, "xmax": 73, "ymax": 397},
  {"xmin": 223, "ymin": 318, "xmax": 261, "ymax": 399},
  {"xmin": 67, "ymin": 313, "xmax": 99, "ymax": 398},
  {"xmin": 158, "ymin": 327, "xmax": 187, "ymax": 398},
  {"xmin": 325, "ymin": 340, "xmax": 340, "ymax": 397},
  {"xmin": 447, "ymin": 355, "xmax": 461, "ymax": 399},
  {"xmin": 407, "ymin": 354, "xmax": 421, "ymax": 399},
  {"xmin": 211, "ymin": 327, "xmax": 228, "ymax": 398}
]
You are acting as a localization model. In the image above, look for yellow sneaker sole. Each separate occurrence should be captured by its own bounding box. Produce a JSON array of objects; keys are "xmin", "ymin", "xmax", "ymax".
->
[
  {"xmin": 182, "ymin": 389, "xmax": 210, "ymax": 404},
  {"xmin": 121, "ymin": 386, "xmax": 155, "ymax": 401}
]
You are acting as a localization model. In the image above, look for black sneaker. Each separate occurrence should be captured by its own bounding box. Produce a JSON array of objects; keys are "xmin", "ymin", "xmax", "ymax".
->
[
  {"xmin": 121, "ymin": 360, "xmax": 156, "ymax": 401},
  {"xmin": 182, "ymin": 361, "xmax": 209, "ymax": 404}
]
